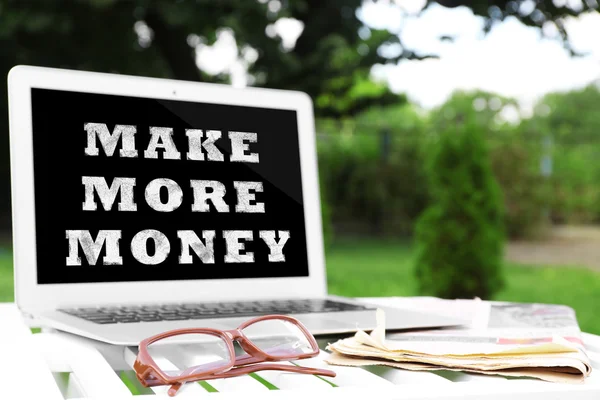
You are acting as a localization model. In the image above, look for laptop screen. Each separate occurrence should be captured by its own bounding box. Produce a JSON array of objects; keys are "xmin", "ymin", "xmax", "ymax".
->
[{"xmin": 30, "ymin": 88, "xmax": 310, "ymax": 284}]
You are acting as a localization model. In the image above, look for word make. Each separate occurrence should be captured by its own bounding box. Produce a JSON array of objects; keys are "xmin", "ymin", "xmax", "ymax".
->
[{"xmin": 84, "ymin": 123, "xmax": 259, "ymax": 162}]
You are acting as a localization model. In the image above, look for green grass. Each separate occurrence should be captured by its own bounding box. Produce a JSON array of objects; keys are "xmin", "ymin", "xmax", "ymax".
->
[
  {"xmin": 0, "ymin": 250, "xmax": 13, "ymax": 302},
  {"xmin": 1, "ymin": 240, "xmax": 599, "ymax": 334},
  {"xmin": 326, "ymin": 239, "xmax": 600, "ymax": 335}
]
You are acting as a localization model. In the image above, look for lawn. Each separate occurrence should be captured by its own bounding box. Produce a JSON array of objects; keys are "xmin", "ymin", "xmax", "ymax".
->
[
  {"xmin": 326, "ymin": 239, "xmax": 600, "ymax": 335},
  {"xmin": 0, "ymin": 250, "xmax": 12, "ymax": 303},
  {"xmin": 1, "ymin": 240, "xmax": 599, "ymax": 335}
]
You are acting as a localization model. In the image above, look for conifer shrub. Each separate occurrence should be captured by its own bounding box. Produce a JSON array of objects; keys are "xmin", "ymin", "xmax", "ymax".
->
[{"xmin": 414, "ymin": 120, "xmax": 505, "ymax": 299}]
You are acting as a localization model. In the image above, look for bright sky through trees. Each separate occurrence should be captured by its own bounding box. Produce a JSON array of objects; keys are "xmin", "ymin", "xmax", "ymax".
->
[
  {"xmin": 365, "ymin": 2, "xmax": 600, "ymax": 113},
  {"xmin": 197, "ymin": 1, "xmax": 600, "ymax": 115}
]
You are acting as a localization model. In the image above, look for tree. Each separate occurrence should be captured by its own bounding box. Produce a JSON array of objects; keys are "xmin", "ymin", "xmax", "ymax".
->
[
  {"xmin": 429, "ymin": 90, "xmax": 519, "ymax": 131},
  {"xmin": 532, "ymin": 83, "xmax": 600, "ymax": 145},
  {"xmin": 525, "ymin": 83, "xmax": 600, "ymax": 223},
  {"xmin": 0, "ymin": 0, "xmax": 407, "ymax": 230},
  {"xmin": 414, "ymin": 118, "xmax": 505, "ymax": 299},
  {"xmin": 0, "ymin": 0, "xmax": 596, "ymax": 231}
]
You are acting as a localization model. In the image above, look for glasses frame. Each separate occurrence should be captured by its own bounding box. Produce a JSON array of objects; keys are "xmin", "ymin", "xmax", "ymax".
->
[{"xmin": 133, "ymin": 314, "xmax": 335, "ymax": 395}]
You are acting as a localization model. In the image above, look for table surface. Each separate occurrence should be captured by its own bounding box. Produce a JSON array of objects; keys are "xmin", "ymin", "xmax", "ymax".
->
[{"xmin": 1, "ymin": 297, "xmax": 599, "ymax": 400}]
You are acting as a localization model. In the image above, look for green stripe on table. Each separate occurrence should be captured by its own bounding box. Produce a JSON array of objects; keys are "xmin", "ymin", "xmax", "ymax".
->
[
  {"xmin": 198, "ymin": 381, "xmax": 219, "ymax": 392},
  {"xmin": 248, "ymin": 372, "xmax": 279, "ymax": 390},
  {"xmin": 314, "ymin": 374, "xmax": 338, "ymax": 387},
  {"xmin": 119, "ymin": 370, "xmax": 154, "ymax": 395}
]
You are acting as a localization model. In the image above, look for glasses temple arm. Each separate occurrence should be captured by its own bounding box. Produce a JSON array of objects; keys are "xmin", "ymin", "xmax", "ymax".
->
[
  {"xmin": 212, "ymin": 362, "xmax": 336, "ymax": 379},
  {"xmin": 168, "ymin": 363, "xmax": 335, "ymax": 395}
]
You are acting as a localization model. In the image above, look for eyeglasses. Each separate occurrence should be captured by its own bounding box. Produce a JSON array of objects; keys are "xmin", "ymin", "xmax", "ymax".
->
[{"xmin": 133, "ymin": 314, "xmax": 336, "ymax": 396}]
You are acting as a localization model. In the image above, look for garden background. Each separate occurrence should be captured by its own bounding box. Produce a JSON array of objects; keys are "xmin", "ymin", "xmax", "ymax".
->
[{"xmin": 1, "ymin": 1, "xmax": 599, "ymax": 334}]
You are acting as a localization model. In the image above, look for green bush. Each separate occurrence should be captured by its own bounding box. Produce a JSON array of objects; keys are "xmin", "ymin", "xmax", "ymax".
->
[
  {"xmin": 415, "ymin": 120, "xmax": 505, "ymax": 299},
  {"xmin": 316, "ymin": 105, "xmax": 430, "ymax": 237},
  {"xmin": 317, "ymin": 130, "xmax": 428, "ymax": 237}
]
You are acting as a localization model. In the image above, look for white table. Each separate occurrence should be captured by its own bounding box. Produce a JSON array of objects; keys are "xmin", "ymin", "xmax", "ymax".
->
[{"xmin": 1, "ymin": 298, "xmax": 599, "ymax": 400}]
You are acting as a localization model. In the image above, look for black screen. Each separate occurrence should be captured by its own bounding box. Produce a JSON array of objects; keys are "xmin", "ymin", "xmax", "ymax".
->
[{"xmin": 31, "ymin": 88, "xmax": 309, "ymax": 284}]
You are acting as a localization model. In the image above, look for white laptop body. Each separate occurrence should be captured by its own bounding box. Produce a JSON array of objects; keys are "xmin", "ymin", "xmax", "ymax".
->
[{"xmin": 8, "ymin": 66, "xmax": 461, "ymax": 345}]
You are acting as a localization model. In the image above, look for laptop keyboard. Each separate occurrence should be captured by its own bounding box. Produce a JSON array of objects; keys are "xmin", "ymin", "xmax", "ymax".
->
[{"xmin": 58, "ymin": 299, "xmax": 374, "ymax": 325}]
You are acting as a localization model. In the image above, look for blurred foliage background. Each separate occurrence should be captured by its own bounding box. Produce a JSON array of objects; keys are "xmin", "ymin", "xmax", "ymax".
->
[
  {"xmin": 319, "ymin": 85, "xmax": 600, "ymax": 241},
  {"xmin": 1, "ymin": 0, "xmax": 600, "ymax": 332}
]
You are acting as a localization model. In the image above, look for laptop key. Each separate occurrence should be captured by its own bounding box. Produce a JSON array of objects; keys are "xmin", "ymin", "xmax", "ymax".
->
[
  {"xmin": 192, "ymin": 312, "xmax": 256, "ymax": 320},
  {"xmin": 114, "ymin": 314, "xmax": 138, "ymax": 319},
  {"xmin": 117, "ymin": 318, "xmax": 140, "ymax": 323},
  {"xmin": 136, "ymin": 311, "xmax": 158, "ymax": 316},
  {"xmin": 79, "ymin": 312, "xmax": 109, "ymax": 318},
  {"xmin": 85, "ymin": 313, "xmax": 114, "ymax": 319},
  {"xmin": 161, "ymin": 315, "xmax": 189, "ymax": 321},
  {"xmin": 157, "ymin": 311, "xmax": 178, "ymax": 316},
  {"xmin": 177, "ymin": 311, "xmax": 197, "ymax": 316},
  {"xmin": 188, "ymin": 314, "xmax": 214, "ymax": 319},
  {"xmin": 99, "ymin": 307, "xmax": 121, "ymax": 313},
  {"xmin": 113, "ymin": 311, "xmax": 137, "ymax": 316},
  {"xmin": 85, "ymin": 318, "xmax": 117, "ymax": 324},
  {"xmin": 139, "ymin": 316, "xmax": 162, "ymax": 322},
  {"xmin": 92, "ymin": 319, "xmax": 118, "ymax": 324},
  {"xmin": 234, "ymin": 307, "xmax": 255, "ymax": 312}
]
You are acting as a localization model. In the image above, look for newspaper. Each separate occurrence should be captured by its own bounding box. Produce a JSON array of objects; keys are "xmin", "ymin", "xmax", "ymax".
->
[{"xmin": 326, "ymin": 299, "xmax": 592, "ymax": 383}]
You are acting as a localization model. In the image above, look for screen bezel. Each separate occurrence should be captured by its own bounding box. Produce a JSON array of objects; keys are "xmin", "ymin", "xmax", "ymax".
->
[{"xmin": 8, "ymin": 66, "xmax": 327, "ymax": 311}]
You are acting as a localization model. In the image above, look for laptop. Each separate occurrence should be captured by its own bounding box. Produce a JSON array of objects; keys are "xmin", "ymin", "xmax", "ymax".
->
[{"xmin": 7, "ymin": 66, "xmax": 461, "ymax": 345}]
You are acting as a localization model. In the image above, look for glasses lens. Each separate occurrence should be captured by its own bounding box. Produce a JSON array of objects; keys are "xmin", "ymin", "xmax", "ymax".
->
[
  {"xmin": 242, "ymin": 318, "xmax": 315, "ymax": 358},
  {"xmin": 147, "ymin": 333, "xmax": 231, "ymax": 378}
]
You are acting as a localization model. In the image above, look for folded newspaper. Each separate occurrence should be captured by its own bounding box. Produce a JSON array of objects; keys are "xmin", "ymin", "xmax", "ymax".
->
[{"xmin": 326, "ymin": 298, "xmax": 592, "ymax": 383}]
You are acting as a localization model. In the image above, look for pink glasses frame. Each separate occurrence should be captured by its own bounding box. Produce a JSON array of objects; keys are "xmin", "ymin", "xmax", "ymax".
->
[{"xmin": 133, "ymin": 314, "xmax": 336, "ymax": 396}]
